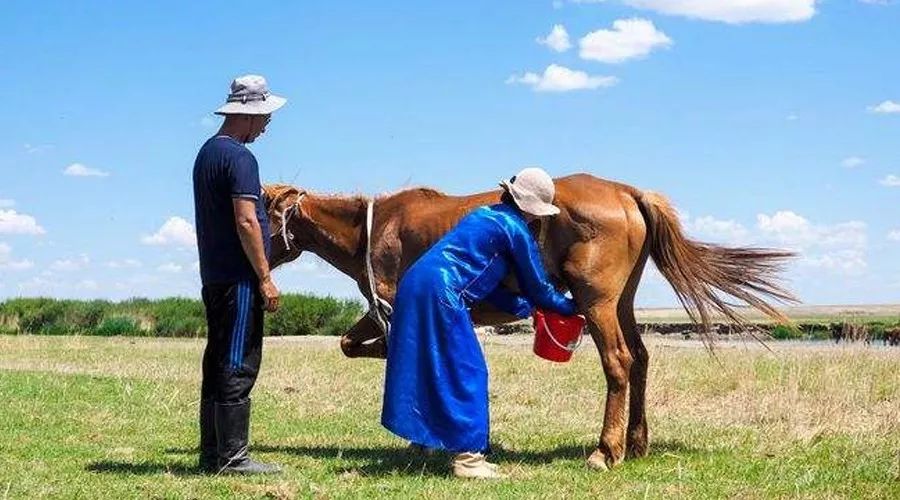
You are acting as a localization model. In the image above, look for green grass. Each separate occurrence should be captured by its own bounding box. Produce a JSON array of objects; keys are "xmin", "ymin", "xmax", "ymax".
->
[{"xmin": 0, "ymin": 336, "xmax": 897, "ymax": 499}]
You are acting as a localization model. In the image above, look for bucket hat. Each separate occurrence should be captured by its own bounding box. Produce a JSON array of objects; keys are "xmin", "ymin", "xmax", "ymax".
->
[
  {"xmin": 214, "ymin": 74, "xmax": 286, "ymax": 115},
  {"xmin": 499, "ymin": 167, "xmax": 560, "ymax": 216}
]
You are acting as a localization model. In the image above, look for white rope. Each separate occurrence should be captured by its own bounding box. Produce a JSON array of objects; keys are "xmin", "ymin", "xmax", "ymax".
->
[
  {"xmin": 279, "ymin": 192, "xmax": 306, "ymax": 252},
  {"xmin": 366, "ymin": 199, "xmax": 392, "ymax": 335},
  {"xmin": 280, "ymin": 206, "xmax": 293, "ymax": 250},
  {"xmin": 279, "ymin": 192, "xmax": 390, "ymax": 335}
]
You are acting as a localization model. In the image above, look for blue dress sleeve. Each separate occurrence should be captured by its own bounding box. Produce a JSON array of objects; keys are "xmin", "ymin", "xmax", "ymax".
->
[
  {"xmin": 484, "ymin": 287, "xmax": 533, "ymax": 319},
  {"xmin": 501, "ymin": 214, "xmax": 577, "ymax": 316}
]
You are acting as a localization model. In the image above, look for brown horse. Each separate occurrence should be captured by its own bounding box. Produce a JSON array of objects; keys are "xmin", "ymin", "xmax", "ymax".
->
[{"xmin": 263, "ymin": 173, "xmax": 795, "ymax": 470}]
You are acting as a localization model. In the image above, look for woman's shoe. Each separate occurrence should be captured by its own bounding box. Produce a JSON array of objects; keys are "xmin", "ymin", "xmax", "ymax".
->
[{"xmin": 451, "ymin": 452, "xmax": 504, "ymax": 479}]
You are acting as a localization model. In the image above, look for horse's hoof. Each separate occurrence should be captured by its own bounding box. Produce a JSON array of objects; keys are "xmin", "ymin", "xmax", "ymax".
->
[
  {"xmin": 586, "ymin": 449, "xmax": 610, "ymax": 471},
  {"xmin": 626, "ymin": 438, "xmax": 648, "ymax": 459}
]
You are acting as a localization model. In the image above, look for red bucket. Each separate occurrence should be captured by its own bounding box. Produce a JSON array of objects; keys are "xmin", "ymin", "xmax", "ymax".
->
[{"xmin": 532, "ymin": 309, "xmax": 586, "ymax": 363}]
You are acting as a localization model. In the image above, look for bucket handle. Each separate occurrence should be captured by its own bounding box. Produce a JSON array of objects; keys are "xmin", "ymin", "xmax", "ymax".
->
[{"xmin": 539, "ymin": 315, "xmax": 585, "ymax": 353}]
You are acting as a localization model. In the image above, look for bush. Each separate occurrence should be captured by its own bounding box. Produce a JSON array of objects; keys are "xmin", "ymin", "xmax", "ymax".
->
[
  {"xmin": 67, "ymin": 300, "xmax": 110, "ymax": 331},
  {"xmin": 0, "ymin": 294, "xmax": 363, "ymax": 337},
  {"xmin": 804, "ymin": 324, "xmax": 832, "ymax": 341},
  {"xmin": 7, "ymin": 298, "xmax": 69, "ymax": 334},
  {"xmin": 149, "ymin": 298, "xmax": 206, "ymax": 337},
  {"xmin": 771, "ymin": 324, "xmax": 802, "ymax": 340},
  {"xmin": 155, "ymin": 316, "xmax": 206, "ymax": 338},
  {"xmin": 96, "ymin": 316, "xmax": 141, "ymax": 336},
  {"xmin": 266, "ymin": 294, "xmax": 363, "ymax": 336}
]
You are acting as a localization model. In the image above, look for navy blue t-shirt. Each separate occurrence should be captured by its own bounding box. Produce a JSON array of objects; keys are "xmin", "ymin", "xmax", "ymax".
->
[{"xmin": 193, "ymin": 136, "xmax": 271, "ymax": 285}]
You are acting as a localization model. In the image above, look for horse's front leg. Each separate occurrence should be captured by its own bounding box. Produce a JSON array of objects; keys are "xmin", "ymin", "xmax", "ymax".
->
[{"xmin": 340, "ymin": 315, "xmax": 387, "ymax": 359}]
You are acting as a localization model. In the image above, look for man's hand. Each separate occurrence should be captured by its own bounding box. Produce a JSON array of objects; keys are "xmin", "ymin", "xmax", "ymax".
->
[
  {"xmin": 232, "ymin": 197, "xmax": 279, "ymax": 312},
  {"xmin": 259, "ymin": 275, "xmax": 280, "ymax": 312}
]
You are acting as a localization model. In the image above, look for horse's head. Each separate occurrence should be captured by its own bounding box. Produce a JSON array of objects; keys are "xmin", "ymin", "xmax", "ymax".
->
[{"xmin": 263, "ymin": 183, "xmax": 310, "ymax": 269}]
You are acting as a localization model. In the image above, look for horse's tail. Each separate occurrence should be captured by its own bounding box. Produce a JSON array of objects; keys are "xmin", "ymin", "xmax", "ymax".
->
[{"xmin": 635, "ymin": 191, "xmax": 798, "ymax": 335}]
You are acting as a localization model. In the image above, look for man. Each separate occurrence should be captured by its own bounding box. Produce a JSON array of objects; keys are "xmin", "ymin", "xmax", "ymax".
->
[{"xmin": 193, "ymin": 74, "xmax": 286, "ymax": 474}]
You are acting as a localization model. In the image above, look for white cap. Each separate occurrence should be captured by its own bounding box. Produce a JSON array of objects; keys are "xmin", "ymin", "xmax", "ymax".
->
[
  {"xmin": 214, "ymin": 74, "xmax": 287, "ymax": 115},
  {"xmin": 499, "ymin": 167, "xmax": 560, "ymax": 216}
]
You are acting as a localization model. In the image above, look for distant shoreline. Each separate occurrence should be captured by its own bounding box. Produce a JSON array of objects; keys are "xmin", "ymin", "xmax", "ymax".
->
[{"xmin": 635, "ymin": 303, "xmax": 900, "ymax": 323}]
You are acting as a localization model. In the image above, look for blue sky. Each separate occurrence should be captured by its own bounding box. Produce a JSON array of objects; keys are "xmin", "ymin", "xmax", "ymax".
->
[{"xmin": 1, "ymin": 0, "xmax": 898, "ymax": 306}]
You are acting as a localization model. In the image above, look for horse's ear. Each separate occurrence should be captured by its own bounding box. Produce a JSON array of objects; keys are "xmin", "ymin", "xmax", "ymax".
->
[{"xmin": 262, "ymin": 184, "xmax": 298, "ymax": 211}]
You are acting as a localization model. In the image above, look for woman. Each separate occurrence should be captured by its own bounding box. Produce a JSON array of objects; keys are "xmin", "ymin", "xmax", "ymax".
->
[{"xmin": 381, "ymin": 167, "xmax": 579, "ymax": 479}]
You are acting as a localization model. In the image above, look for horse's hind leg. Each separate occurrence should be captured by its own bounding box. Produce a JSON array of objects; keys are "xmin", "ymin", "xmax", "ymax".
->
[
  {"xmin": 621, "ymin": 305, "xmax": 649, "ymax": 459},
  {"xmin": 565, "ymin": 239, "xmax": 635, "ymax": 471},
  {"xmin": 582, "ymin": 299, "xmax": 632, "ymax": 471},
  {"xmin": 621, "ymin": 248, "xmax": 651, "ymax": 458}
]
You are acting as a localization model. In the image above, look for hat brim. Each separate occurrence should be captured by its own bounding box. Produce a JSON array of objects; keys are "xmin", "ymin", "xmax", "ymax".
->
[
  {"xmin": 499, "ymin": 181, "xmax": 561, "ymax": 216},
  {"xmin": 214, "ymin": 95, "xmax": 287, "ymax": 115}
]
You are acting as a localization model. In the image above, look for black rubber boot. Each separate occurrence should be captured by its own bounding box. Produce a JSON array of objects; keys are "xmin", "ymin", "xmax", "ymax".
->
[
  {"xmin": 198, "ymin": 399, "xmax": 218, "ymax": 473},
  {"xmin": 215, "ymin": 399, "xmax": 281, "ymax": 475}
]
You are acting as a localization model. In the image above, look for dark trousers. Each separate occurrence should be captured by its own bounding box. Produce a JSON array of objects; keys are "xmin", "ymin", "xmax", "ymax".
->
[{"xmin": 201, "ymin": 281, "xmax": 264, "ymax": 403}]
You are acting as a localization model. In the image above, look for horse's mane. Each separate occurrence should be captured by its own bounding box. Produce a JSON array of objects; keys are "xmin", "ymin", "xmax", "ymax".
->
[
  {"xmin": 263, "ymin": 183, "xmax": 447, "ymax": 204},
  {"xmin": 378, "ymin": 186, "xmax": 446, "ymax": 201}
]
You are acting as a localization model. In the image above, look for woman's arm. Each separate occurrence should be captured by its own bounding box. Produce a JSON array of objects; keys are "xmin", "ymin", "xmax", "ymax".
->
[
  {"xmin": 484, "ymin": 287, "xmax": 533, "ymax": 319},
  {"xmin": 503, "ymin": 216, "xmax": 577, "ymax": 316}
]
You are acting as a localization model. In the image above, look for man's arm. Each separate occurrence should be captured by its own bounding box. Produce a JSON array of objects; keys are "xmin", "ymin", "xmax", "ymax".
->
[{"xmin": 233, "ymin": 198, "xmax": 279, "ymax": 312}]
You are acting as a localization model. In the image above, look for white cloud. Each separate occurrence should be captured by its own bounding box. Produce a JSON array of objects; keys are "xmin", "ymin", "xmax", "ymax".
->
[
  {"xmin": 537, "ymin": 24, "xmax": 572, "ymax": 52},
  {"xmin": 24, "ymin": 143, "xmax": 53, "ymax": 154},
  {"xmin": 284, "ymin": 257, "xmax": 320, "ymax": 273},
  {"xmin": 63, "ymin": 163, "xmax": 110, "ymax": 177},
  {"xmin": 757, "ymin": 210, "xmax": 811, "ymax": 239},
  {"xmin": 880, "ymin": 175, "xmax": 900, "ymax": 187},
  {"xmin": 0, "ymin": 243, "xmax": 34, "ymax": 271},
  {"xmin": 77, "ymin": 279, "xmax": 99, "ymax": 291},
  {"xmin": 859, "ymin": 0, "xmax": 890, "ymax": 5},
  {"xmin": 141, "ymin": 217, "xmax": 197, "ymax": 247},
  {"xmin": 0, "ymin": 209, "xmax": 46, "ymax": 235},
  {"xmin": 50, "ymin": 254, "xmax": 90, "ymax": 272},
  {"xmin": 786, "ymin": 114, "xmax": 799, "ymax": 121},
  {"xmin": 0, "ymin": 259, "xmax": 34, "ymax": 271},
  {"xmin": 579, "ymin": 18, "xmax": 672, "ymax": 64},
  {"xmin": 800, "ymin": 250, "xmax": 867, "ymax": 274},
  {"xmin": 0, "ymin": 199, "xmax": 14, "ymax": 208},
  {"xmin": 684, "ymin": 215, "xmax": 750, "ymax": 245},
  {"xmin": 841, "ymin": 156, "xmax": 865, "ymax": 168},
  {"xmin": 756, "ymin": 211, "xmax": 868, "ymax": 275},
  {"xmin": 106, "ymin": 258, "xmax": 142, "ymax": 269},
  {"xmin": 157, "ymin": 262, "xmax": 183, "ymax": 273},
  {"xmin": 757, "ymin": 211, "xmax": 866, "ymax": 248},
  {"xmin": 507, "ymin": 64, "xmax": 619, "ymax": 92},
  {"xmin": 887, "ymin": 230, "xmax": 900, "ymax": 242},
  {"xmin": 18, "ymin": 277, "xmax": 55, "ymax": 293},
  {"xmin": 624, "ymin": 0, "xmax": 816, "ymax": 24},
  {"xmin": 15, "ymin": 276, "xmax": 99, "ymax": 297},
  {"xmin": 868, "ymin": 100, "xmax": 900, "ymax": 114}
]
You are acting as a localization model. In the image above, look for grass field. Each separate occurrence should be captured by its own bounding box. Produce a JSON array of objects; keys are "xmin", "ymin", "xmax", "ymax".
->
[{"xmin": 0, "ymin": 335, "xmax": 898, "ymax": 499}]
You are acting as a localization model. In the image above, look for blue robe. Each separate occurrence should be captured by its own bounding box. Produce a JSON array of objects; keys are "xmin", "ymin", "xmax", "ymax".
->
[{"xmin": 381, "ymin": 203, "xmax": 577, "ymax": 453}]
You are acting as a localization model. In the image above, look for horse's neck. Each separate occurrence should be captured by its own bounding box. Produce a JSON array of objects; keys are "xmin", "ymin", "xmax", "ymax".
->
[{"xmin": 303, "ymin": 195, "xmax": 367, "ymax": 282}]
